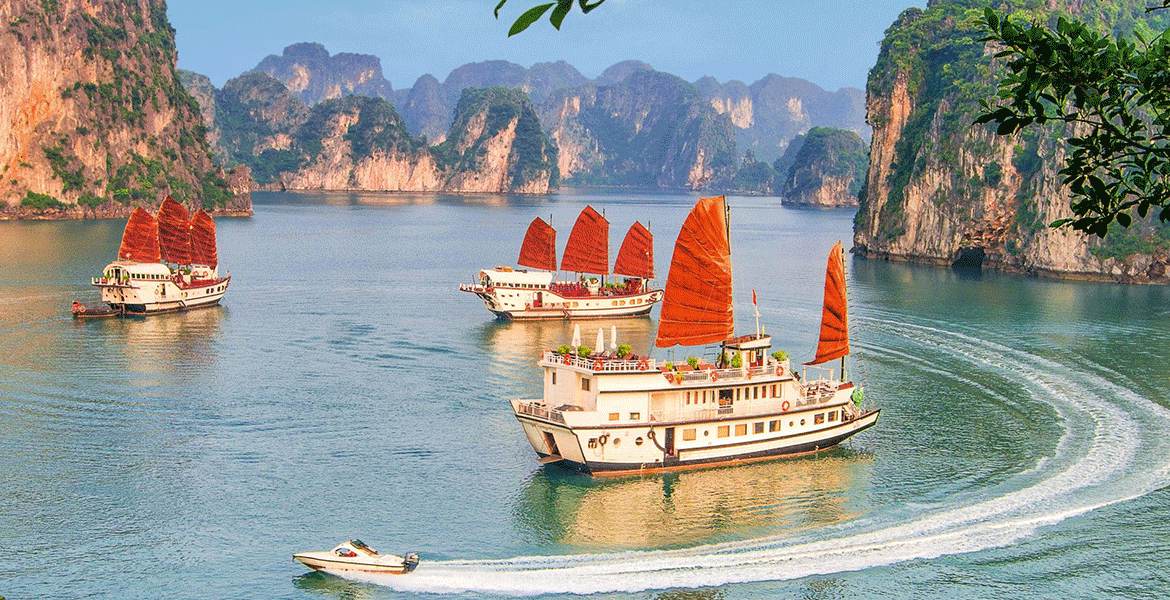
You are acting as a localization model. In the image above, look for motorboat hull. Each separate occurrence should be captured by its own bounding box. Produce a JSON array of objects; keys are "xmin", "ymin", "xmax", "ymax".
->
[{"xmin": 293, "ymin": 552, "xmax": 415, "ymax": 575}]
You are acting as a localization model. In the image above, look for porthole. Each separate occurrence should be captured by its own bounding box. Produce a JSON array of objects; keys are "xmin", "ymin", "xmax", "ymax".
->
[
  {"xmin": 704, "ymin": 430, "xmax": 709, "ymax": 437},
  {"xmin": 613, "ymin": 437, "xmax": 621, "ymax": 447},
  {"xmin": 635, "ymin": 437, "xmax": 644, "ymax": 446},
  {"xmin": 800, "ymin": 419, "xmax": 806, "ymax": 426}
]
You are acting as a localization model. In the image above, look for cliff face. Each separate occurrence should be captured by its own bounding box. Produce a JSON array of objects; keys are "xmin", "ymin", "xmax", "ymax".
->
[
  {"xmin": 0, "ymin": 0, "xmax": 248, "ymax": 218},
  {"xmin": 782, "ymin": 127, "xmax": 867, "ymax": 207},
  {"xmin": 192, "ymin": 75, "xmax": 556, "ymax": 193},
  {"xmin": 252, "ymin": 43, "xmax": 392, "ymax": 105},
  {"xmin": 698, "ymin": 74, "xmax": 869, "ymax": 165},
  {"xmin": 541, "ymin": 70, "xmax": 737, "ymax": 189},
  {"xmin": 856, "ymin": 0, "xmax": 1170, "ymax": 283}
]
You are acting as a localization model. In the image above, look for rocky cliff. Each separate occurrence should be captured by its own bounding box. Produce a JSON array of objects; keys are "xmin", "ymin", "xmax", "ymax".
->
[
  {"xmin": 782, "ymin": 127, "xmax": 867, "ymax": 207},
  {"xmin": 856, "ymin": 0, "xmax": 1170, "ymax": 283},
  {"xmin": 192, "ymin": 73, "xmax": 556, "ymax": 193},
  {"xmin": 252, "ymin": 43, "xmax": 392, "ymax": 106},
  {"xmin": 0, "ymin": 0, "xmax": 248, "ymax": 219},
  {"xmin": 698, "ymin": 75, "xmax": 869, "ymax": 165},
  {"xmin": 541, "ymin": 70, "xmax": 737, "ymax": 189}
]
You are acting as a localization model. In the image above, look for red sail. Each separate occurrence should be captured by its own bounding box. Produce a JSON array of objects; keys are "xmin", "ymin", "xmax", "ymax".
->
[
  {"xmin": 157, "ymin": 196, "xmax": 192, "ymax": 265},
  {"xmin": 655, "ymin": 196, "xmax": 734, "ymax": 348},
  {"xmin": 807, "ymin": 241, "xmax": 850, "ymax": 364},
  {"xmin": 517, "ymin": 217, "xmax": 557, "ymax": 271},
  {"xmin": 560, "ymin": 205, "xmax": 609, "ymax": 274},
  {"xmin": 118, "ymin": 207, "xmax": 161, "ymax": 263},
  {"xmin": 189, "ymin": 210, "xmax": 218, "ymax": 268},
  {"xmin": 613, "ymin": 221, "xmax": 654, "ymax": 279}
]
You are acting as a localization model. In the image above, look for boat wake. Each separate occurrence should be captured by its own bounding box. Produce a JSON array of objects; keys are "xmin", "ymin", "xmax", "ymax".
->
[{"xmin": 349, "ymin": 319, "xmax": 1170, "ymax": 596}]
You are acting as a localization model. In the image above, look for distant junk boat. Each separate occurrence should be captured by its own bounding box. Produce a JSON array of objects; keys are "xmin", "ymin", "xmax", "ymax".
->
[
  {"xmin": 509, "ymin": 195, "xmax": 879, "ymax": 475},
  {"xmin": 72, "ymin": 197, "xmax": 230, "ymax": 318},
  {"xmin": 460, "ymin": 205, "xmax": 663, "ymax": 320}
]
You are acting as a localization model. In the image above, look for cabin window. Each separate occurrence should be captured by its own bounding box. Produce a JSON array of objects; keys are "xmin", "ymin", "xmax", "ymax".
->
[
  {"xmin": 772, "ymin": 384, "xmax": 778, "ymax": 398},
  {"xmin": 753, "ymin": 387, "xmax": 759, "ymax": 400},
  {"xmin": 754, "ymin": 422, "xmax": 764, "ymax": 434},
  {"xmin": 629, "ymin": 412, "xmax": 640, "ymax": 420},
  {"xmin": 609, "ymin": 412, "xmax": 620, "ymax": 421},
  {"xmin": 828, "ymin": 411, "xmax": 838, "ymax": 422},
  {"xmin": 735, "ymin": 423, "xmax": 747, "ymax": 436},
  {"xmin": 551, "ymin": 372, "xmax": 557, "ymax": 385},
  {"xmin": 815, "ymin": 413, "xmax": 825, "ymax": 425},
  {"xmin": 685, "ymin": 391, "xmax": 691, "ymax": 405},
  {"xmin": 719, "ymin": 389, "xmax": 733, "ymax": 403},
  {"xmin": 717, "ymin": 425, "xmax": 730, "ymax": 438},
  {"xmin": 581, "ymin": 378, "xmax": 590, "ymax": 391},
  {"xmin": 735, "ymin": 388, "xmax": 741, "ymax": 401},
  {"xmin": 769, "ymin": 420, "xmax": 780, "ymax": 432},
  {"xmin": 683, "ymin": 428, "xmax": 696, "ymax": 441}
]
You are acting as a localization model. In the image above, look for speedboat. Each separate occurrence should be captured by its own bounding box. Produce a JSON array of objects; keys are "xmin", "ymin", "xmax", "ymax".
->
[{"xmin": 293, "ymin": 539, "xmax": 419, "ymax": 575}]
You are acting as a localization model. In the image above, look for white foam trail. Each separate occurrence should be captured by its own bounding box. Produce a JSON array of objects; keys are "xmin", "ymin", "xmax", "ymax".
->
[{"xmin": 350, "ymin": 319, "xmax": 1170, "ymax": 596}]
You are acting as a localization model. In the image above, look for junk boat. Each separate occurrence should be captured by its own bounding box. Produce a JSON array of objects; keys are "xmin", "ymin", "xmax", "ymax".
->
[
  {"xmin": 294, "ymin": 539, "xmax": 420, "ymax": 575},
  {"xmin": 460, "ymin": 206, "xmax": 663, "ymax": 320},
  {"xmin": 509, "ymin": 196, "xmax": 880, "ymax": 475},
  {"xmin": 75, "ymin": 197, "xmax": 230, "ymax": 317}
]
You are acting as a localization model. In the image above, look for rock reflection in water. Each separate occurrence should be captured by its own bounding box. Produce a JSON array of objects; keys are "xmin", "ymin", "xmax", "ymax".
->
[{"xmin": 515, "ymin": 450, "xmax": 874, "ymax": 550}]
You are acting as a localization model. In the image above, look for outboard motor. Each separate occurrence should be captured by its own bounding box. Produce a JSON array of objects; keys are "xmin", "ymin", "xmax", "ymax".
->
[{"xmin": 403, "ymin": 553, "xmax": 421, "ymax": 573}]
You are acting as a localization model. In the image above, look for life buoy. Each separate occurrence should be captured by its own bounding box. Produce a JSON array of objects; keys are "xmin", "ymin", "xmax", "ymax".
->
[
  {"xmin": 776, "ymin": 365, "xmax": 785, "ymax": 377},
  {"xmin": 782, "ymin": 400, "xmax": 790, "ymax": 412},
  {"xmin": 638, "ymin": 359, "xmax": 649, "ymax": 371},
  {"xmin": 593, "ymin": 359, "xmax": 603, "ymax": 371},
  {"xmin": 663, "ymin": 372, "xmax": 674, "ymax": 383},
  {"xmin": 711, "ymin": 371, "xmax": 720, "ymax": 382},
  {"xmin": 563, "ymin": 355, "xmax": 571, "ymax": 365}
]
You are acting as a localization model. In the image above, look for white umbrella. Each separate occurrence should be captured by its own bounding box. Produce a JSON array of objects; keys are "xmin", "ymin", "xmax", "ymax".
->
[
  {"xmin": 571, "ymin": 324, "xmax": 582, "ymax": 348},
  {"xmin": 610, "ymin": 325, "xmax": 618, "ymax": 351},
  {"xmin": 596, "ymin": 328, "xmax": 604, "ymax": 353}
]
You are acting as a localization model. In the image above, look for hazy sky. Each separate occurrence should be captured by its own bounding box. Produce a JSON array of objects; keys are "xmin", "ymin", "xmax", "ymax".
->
[{"xmin": 169, "ymin": 0, "xmax": 925, "ymax": 92}]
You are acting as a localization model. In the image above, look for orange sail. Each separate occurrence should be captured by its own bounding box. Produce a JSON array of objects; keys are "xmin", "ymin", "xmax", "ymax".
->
[
  {"xmin": 157, "ymin": 196, "xmax": 192, "ymax": 265},
  {"xmin": 807, "ymin": 241, "xmax": 850, "ymax": 364},
  {"xmin": 655, "ymin": 196, "xmax": 734, "ymax": 348},
  {"xmin": 118, "ymin": 207, "xmax": 161, "ymax": 263},
  {"xmin": 517, "ymin": 217, "xmax": 557, "ymax": 271},
  {"xmin": 189, "ymin": 209, "xmax": 218, "ymax": 268},
  {"xmin": 613, "ymin": 221, "xmax": 654, "ymax": 279},
  {"xmin": 560, "ymin": 205, "xmax": 609, "ymax": 274}
]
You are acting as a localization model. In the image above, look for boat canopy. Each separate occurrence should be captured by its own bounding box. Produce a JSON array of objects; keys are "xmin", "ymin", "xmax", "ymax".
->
[
  {"xmin": 807, "ymin": 241, "xmax": 850, "ymax": 365},
  {"xmin": 157, "ymin": 196, "xmax": 192, "ymax": 265},
  {"xmin": 118, "ymin": 207, "xmax": 161, "ymax": 263},
  {"xmin": 655, "ymin": 196, "xmax": 734, "ymax": 348},
  {"xmin": 613, "ymin": 221, "xmax": 654, "ymax": 279},
  {"xmin": 189, "ymin": 209, "xmax": 218, "ymax": 268},
  {"xmin": 517, "ymin": 217, "xmax": 557, "ymax": 272},
  {"xmin": 560, "ymin": 205, "xmax": 609, "ymax": 274}
]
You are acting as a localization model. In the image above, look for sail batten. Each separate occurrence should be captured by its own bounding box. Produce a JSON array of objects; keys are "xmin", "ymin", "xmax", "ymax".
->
[
  {"xmin": 807, "ymin": 241, "xmax": 850, "ymax": 364},
  {"xmin": 157, "ymin": 196, "xmax": 192, "ymax": 265},
  {"xmin": 560, "ymin": 206, "xmax": 609, "ymax": 274},
  {"xmin": 613, "ymin": 221, "xmax": 654, "ymax": 279},
  {"xmin": 118, "ymin": 207, "xmax": 161, "ymax": 263},
  {"xmin": 189, "ymin": 209, "xmax": 218, "ymax": 268},
  {"xmin": 655, "ymin": 196, "xmax": 734, "ymax": 348},
  {"xmin": 517, "ymin": 217, "xmax": 557, "ymax": 272}
]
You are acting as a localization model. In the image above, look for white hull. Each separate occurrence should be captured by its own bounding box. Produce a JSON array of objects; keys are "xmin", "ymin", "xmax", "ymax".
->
[
  {"xmin": 92, "ymin": 265, "xmax": 229, "ymax": 314},
  {"xmin": 461, "ymin": 284, "xmax": 662, "ymax": 320},
  {"xmin": 293, "ymin": 552, "xmax": 412, "ymax": 575},
  {"xmin": 510, "ymin": 347, "xmax": 878, "ymax": 475}
]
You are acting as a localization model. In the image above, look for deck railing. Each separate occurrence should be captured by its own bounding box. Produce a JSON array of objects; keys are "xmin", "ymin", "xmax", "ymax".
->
[
  {"xmin": 542, "ymin": 351, "xmax": 657, "ymax": 372},
  {"xmin": 649, "ymin": 387, "xmax": 840, "ymax": 423},
  {"xmin": 516, "ymin": 401, "xmax": 566, "ymax": 424}
]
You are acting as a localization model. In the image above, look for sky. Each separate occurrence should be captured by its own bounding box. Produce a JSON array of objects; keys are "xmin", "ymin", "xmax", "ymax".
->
[{"xmin": 169, "ymin": 0, "xmax": 926, "ymax": 93}]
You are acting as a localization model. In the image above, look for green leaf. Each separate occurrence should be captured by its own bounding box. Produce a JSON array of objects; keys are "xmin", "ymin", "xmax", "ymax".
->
[
  {"xmin": 984, "ymin": 7, "xmax": 999, "ymax": 32},
  {"xmin": 509, "ymin": 2, "xmax": 556, "ymax": 36},
  {"xmin": 550, "ymin": 0, "xmax": 572, "ymax": 29},
  {"xmin": 494, "ymin": 0, "xmax": 507, "ymax": 18},
  {"xmin": 578, "ymin": 0, "xmax": 605, "ymax": 14}
]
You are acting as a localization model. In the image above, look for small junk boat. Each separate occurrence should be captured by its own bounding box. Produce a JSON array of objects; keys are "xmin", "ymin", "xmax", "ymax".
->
[
  {"xmin": 294, "ymin": 540, "xmax": 420, "ymax": 575},
  {"xmin": 509, "ymin": 195, "xmax": 880, "ymax": 475},
  {"xmin": 74, "ymin": 197, "xmax": 230, "ymax": 317},
  {"xmin": 460, "ymin": 206, "xmax": 663, "ymax": 320}
]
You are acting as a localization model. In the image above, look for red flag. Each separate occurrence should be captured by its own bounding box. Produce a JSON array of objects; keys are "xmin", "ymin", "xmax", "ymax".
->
[{"xmin": 752, "ymin": 289, "xmax": 757, "ymax": 305}]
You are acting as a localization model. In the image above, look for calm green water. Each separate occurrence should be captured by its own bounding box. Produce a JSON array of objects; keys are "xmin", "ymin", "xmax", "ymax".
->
[{"xmin": 2, "ymin": 190, "xmax": 1169, "ymax": 599}]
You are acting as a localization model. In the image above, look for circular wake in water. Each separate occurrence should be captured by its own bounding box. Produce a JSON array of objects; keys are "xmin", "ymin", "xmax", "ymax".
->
[{"xmin": 348, "ymin": 319, "xmax": 1170, "ymax": 596}]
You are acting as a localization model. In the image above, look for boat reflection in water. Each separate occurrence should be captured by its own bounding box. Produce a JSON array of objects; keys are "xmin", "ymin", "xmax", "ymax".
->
[
  {"xmin": 72, "ymin": 305, "xmax": 225, "ymax": 376},
  {"xmin": 291, "ymin": 571, "xmax": 374, "ymax": 600},
  {"xmin": 515, "ymin": 448, "xmax": 874, "ymax": 550}
]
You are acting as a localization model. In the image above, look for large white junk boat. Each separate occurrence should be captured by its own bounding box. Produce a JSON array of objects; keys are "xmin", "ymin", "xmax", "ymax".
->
[
  {"xmin": 509, "ymin": 196, "xmax": 879, "ymax": 475},
  {"xmin": 76, "ymin": 197, "xmax": 230, "ymax": 317},
  {"xmin": 460, "ymin": 206, "xmax": 663, "ymax": 320}
]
